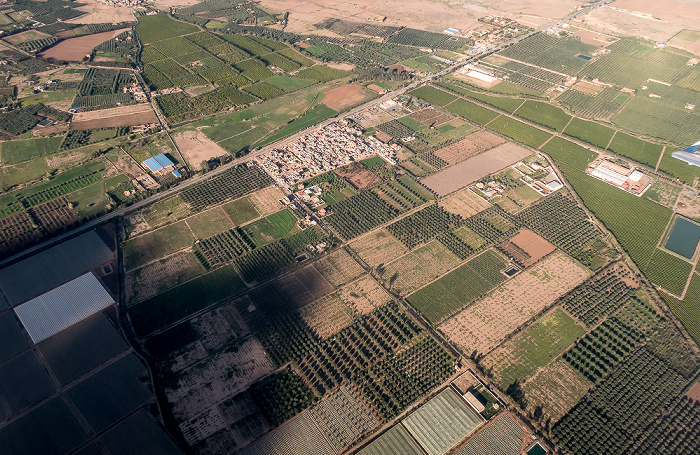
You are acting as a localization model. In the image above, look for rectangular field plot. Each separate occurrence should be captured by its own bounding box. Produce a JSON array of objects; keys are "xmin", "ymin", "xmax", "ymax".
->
[
  {"xmin": 337, "ymin": 275, "xmax": 392, "ymax": 314},
  {"xmin": 402, "ymin": 388, "xmax": 483, "ymax": 455},
  {"xmin": 407, "ymin": 249, "xmax": 507, "ymax": 324},
  {"xmin": 123, "ymin": 221, "xmax": 195, "ymax": 270},
  {"xmin": 663, "ymin": 274, "xmax": 700, "ymax": 345},
  {"xmin": 99, "ymin": 409, "xmax": 180, "ymax": 455},
  {"xmin": 222, "ymin": 196, "xmax": 260, "ymax": 226},
  {"xmin": 313, "ymin": 248, "xmax": 364, "ymax": 287},
  {"xmin": 482, "ymin": 309, "xmax": 586, "ymax": 388},
  {"xmin": 606, "ymin": 132, "xmax": 663, "ymax": 167},
  {"xmin": 485, "ymin": 116, "xmax": 553, "ymax": 150},
  {"xmin": 384, "ymin": 240, "xmax": 462, "ymax": 295},
  {"xmin": 126, "ymin": 250, "xmax": 205, "ymax": 304},
  {"xmin": 308, "ymin": 387, "xmax": 379, "ymax": 452},
  {"xmin": 66, "ymin": 353, "xmax": 151, "ymax": 433},
  {"xmin": 358, "ymin": 424, "xmax": 425, "ymax": 455},
  {"xmin": 500, "ymin": 229, "xmax": 555, "ymax": 267},
  {"xmin": 186, "ymin": 207, "xmax": 234, "ymax": 239},
  {"xmin": 455, "ymin": 413, "xmax": 524, "ymax": 455},
  {"xmin": 439, "ymin": 251, "xmax": 591, "ymax": 355},
  {"xmin": 522, "ymin": 358, "xmax": 591, "ymax": 421},
  {"xmin": 239, "ymin": 412, "xmax": 334, "ymax": 455},
  {"xmin": 434, "ymin": 131, "xmax": 505, "ymax": 165},
  {"xmin": 350, "ymin": 229, "xmax": 407, "ymax": 267},
  {"xmin": 38, "ymin": 313, "xmax": 128, "ymax": 386},
  {"xmin": 0, "ymin": 311, "xmax": 30, "ymax": 364},
  {"xmin": 439, "ymin": 188, "xmax": 491, "ymax": 218},
  {"xmin": 300, "ymin": 293, "xmax": 354, "ymax": 339},
  {"xmin": 562, "ymin": 117, "xmax": 615, "ymax": 149},
  {"xmin": 422, "ymin": 142, "xmax": 531, "ymax": 196},
  {"xmin": 644, "ymin": 249, "xmax": 693, "ymax": 297},
  {"xmin": 513, "ymin": 100, "xmax": 572, "ymax": 132},
  {"xmin": 0, "ymin": 396, "xmax": 88, "ymax": 455},
  {"xmin": 0, "ymin": 350, "xmax": 55, "ymax": 420}
]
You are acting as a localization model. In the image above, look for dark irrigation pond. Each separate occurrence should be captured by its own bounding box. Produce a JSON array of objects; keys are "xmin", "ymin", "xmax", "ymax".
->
[{"xmin": 665, "ymin": 217, "xmax": 700, "ymax": 259}]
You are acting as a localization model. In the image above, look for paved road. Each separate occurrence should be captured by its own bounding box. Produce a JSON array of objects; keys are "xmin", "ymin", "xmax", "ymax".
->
[{"xmin": 0, "ymin": 0, "xmax": 611, "ymax": 268}]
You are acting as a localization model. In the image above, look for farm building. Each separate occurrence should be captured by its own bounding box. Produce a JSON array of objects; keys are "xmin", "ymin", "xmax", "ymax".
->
[
  {"xmin": 14, "ymin": 272, "xmax": 115, "ymax": 343},
  {"xmin": 672, "ymin": 140, "xmax": 700, "ymax": 167},
  {"xmin": 588, "ymin": 159, "xmax": 652, "ymax": 195},
  {"xmin": 143, "ymin": 153, "xmax": 180, "ymax": 177},
  {"xmin": 444, "ymin": 28, "xmax": 459, "ymax": 34}
]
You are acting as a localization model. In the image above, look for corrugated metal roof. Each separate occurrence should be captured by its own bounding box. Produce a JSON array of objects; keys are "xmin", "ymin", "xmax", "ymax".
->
[
  {"xmin": 591, "ymin": 165, "xmax": 628, "ymax": 186},
  {"xmin": 154, "ymin": 154, "xmax": 174, "ymax": 167},
  {"xmin": 0, "ymin": 231, "xmax": 113, "ymax": 307},
  {"xmin": 14, "ymin": 273, "xmax": 115, "ymax": 344},
  {"xmin": 143, "ymin": 157, "xmax": 163, "ymax": 172}
]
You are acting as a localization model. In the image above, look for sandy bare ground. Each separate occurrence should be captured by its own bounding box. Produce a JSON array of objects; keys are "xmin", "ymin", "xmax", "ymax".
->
[
  {"xmin": 65, "ymin": 1, "xmax": 136, "ymax": 23},
  {"xmin": 248, "ymin": 186, "xmax": 285, "ymax": 215},
  {"xmin": 301, "ymin": 293, "xmax": 355, "ymax": 338},
  {"xmin": 439, "ymin": 187, "xmax": 492, "ymax": 218},
  {"xmin": 337, "ymin": 275, "xmax": 391, "ymax": 313},
  {"xmin": 321, "ymin": 84, "xmax": 369, "ymax": 111},
  {"xmin": 350, "ymin": 228, "xmax": 407, "ymax": 267},
  {"xmin": 506, "ymin": 229, "xmax": 555, "ymax": 267},
  {"xmin": 71, "ymin": 103, "xmax": 157, "ymax": 130},
  {"xmin": 40, "ymin": 28, "xmax": 130, "ymax": 61},
  {"xmin": 386, "ymin": 240, "xmax": 462, "ymax": 295},
  {"xmin": 522, "ymin": 358, "xmax": 591, "ymax": 421},
  {"xmin": 570, "ymin": 5, "xmax": 692, "ymax": 43},
  {"xmin": 439, "ymin": 250, "xmax": 591, "ymax": 356},
  {"xmin": 173, "ymin": 130, "xmax": 228, "ymax": 170},
  {"xmin": 313, "ymin": 248, "xmax": 365, "ymax": 287},
  {"xmin": 423, "ymin": 142, "xmax": 531, "ymax": 197},
  {"xmin": 434, "ymin": 130, "xmax": 505, "ymax": 165}
]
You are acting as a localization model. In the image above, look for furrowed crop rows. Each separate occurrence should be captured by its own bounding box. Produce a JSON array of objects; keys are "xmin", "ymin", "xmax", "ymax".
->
[
  {"xmin": 556, "ymin": 90, "xmax": 621, "ymax": 120},
  {"xmin": 462, "ymin": 206, "xmax": 517, "ymax": 244},
  {"xmin": 354, "ymin": 335, "xmax": 453, "ymax": 419},
  {"xmin": 375, "ymin": 179, "xmax": 429, "ymax": 212},
  {"xmin": 387, "ymin": 204, "xmax": 460, "ymax": 249},
  {"xmin": 325, "ymin": 190, "xmax": 401, "ymax": 240},
  {"xmin": 437, "ymin": 231, "xmax": 475, "ymax": 260},
  {"xmin": 560, "ymin": 267, "xmax": 634, "ymax": 327},
  {"xmin": 194, "ymin": 227, "xmax": 256, "ymax": 269},
  {"xmin": 23, "ymin": 172, "xmax": 100, "ymax": 207},
  {"xmin": 234, "ymin": 240, "xmax": 295, "ymax": 283},
  {"xmin": 514, "ymin": 192, "xmax": 600, "ymax": 261},
  {"xmin": 298, "ymin": 303, "xmax": 422, "ymax": 396},
  {"xmin": 180, "ymin": 165, "xmax": 273, "ymax": 211}
]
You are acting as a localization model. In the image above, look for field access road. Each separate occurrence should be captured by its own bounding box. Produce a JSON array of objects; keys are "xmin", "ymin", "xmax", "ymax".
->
[{"xmin": 0, "ymin": 0, "xmax": 612, "ymax": 268}]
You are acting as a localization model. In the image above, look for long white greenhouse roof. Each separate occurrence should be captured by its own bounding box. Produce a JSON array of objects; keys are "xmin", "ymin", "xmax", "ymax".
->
[{"xmin": 14, "ymin": 272, "xmax": 115, "ymax": 344}]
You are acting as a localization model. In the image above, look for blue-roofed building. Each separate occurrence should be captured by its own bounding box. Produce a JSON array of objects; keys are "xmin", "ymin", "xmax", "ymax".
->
[
  {"xmin": 142, "ymin": 154, "xmax": 176, "ymax": 176},
  {"xmin": 672, "ymin": 141, "xmax": 700, "ymax": 167}
]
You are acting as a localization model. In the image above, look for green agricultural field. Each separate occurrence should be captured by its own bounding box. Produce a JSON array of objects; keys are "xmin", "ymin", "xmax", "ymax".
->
[
  {"xmin": 541, "ymin": 137, "xmax": 673, "ymax": 270},
  {"xmin": 485, "ymin": 116, "xmax": 552, "ymax": 149},
  {"xmin": 408, "ymin": 249, "xmax": 507, "ymax": 323},
  {"xmin": 662, "ymin": 273, "xmax": 700, "ymax": 344},
  {"xmin": 295, "ymin": 65, "xmax": 350, "ymax": 82},
  {"xmin": 485, "ymin": 309, "xmax": 586, "ymax": 389},
  {"xmin": 0, "ymin": 137, "xmax": 63, "ymax": 164},
  {"xmin": 606, "ymin": 132, "xmax": 664, "ymax": 167},
  {"xmin": 135, "ymin": 15, "xmax": 199, "ymax": 44},
  {"xmin": 435, "ymin": 81, "xmax": 525, "ymax": 113},
  {"xmin": 243, "ymin": 208, "xmax": 297, "ymax": 245},
  {"xmin": 644, "ymin": 249, "xmax": 693, "ymax": 296},
  {"xmin": 128, "ymin": 265, "xmax": 246, "ymax": 336},
  {"xmin": 255, "ymin": 105, "xmax": 337, "ymax": 147},
  {"xmin": 265, "ymin": 76, "xmax": 316, "ymax": 92},
  {"xmin": 658, "ymin": 150, "xmax": 700, "ymax": 185},
  {"xmin": 222, "ymin": 196, "xmax": 260, "ymax": 225},
  {"xmin": 186, "ymin": 207, "xmax": 234, "ymax": 239},
  {"xmin": 513, "ymin": 100, "xmax": 572, "ymax": 132},
  {"xmin": 220, "ymin": 127, "xmax": 271, "ymax": 155},
  {"xmin": 562, "ymin": 117, "xmax": 616, "ymax": 149},
  {"xmin": 123, "ymin": 221, "xmax": 195, "ymax": 270},
  {"xmin": 443, "ymin": 99, "xmax": 499, "ymax": 126},
  {"xmin": 409, "ymin": 86, "xmax": 457, "ymax": 107},
  {"xmin": 499, "ymin": 33, "xmax": 596, "ymax": 74}
]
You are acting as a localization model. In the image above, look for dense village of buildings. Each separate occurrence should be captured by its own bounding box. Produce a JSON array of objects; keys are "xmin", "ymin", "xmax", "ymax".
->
[{"xmin": 254, "ymin": 120, "xmax": 397, "ymax": 188}]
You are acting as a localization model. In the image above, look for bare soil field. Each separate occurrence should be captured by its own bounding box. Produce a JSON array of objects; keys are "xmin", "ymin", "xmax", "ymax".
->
[
  {"xmin": 439, "ymin": 187, "xmax": 491, "ymax": 218},
  {"xmin": 335, "ymin": 162, "xmax": 382, "ymax": 189},
  {"xmin": 248, "ymin": 186, "xmax": 285, "ymax": 216},
  {"xmin": 350, "ymin": 228, "xmax": 407, "ymax": 267},
  {"xmin": 4, "ymin": 30, "xmax": 50, "ymax": 44},
  {"xmin": 71, "ymin": 104, "xmax": 157, "ymax": 130},
  {"xmin": 434, "ymin": 130, "xmax": 505, "ymax": 165},
  {"xmin": 573, "ymin": 29, "xmax": 616, "ymax": 47},
  {"xmin": 522, "ymin": 358, "xmax": 591, "ymax": 421},
  {"xmin": 65, "ymin": 1, "xmax": 136, "ymax": 23},
  {"xmin": 337, "ymin": 275, "xmax": 391, "ymax": 314},
  {"xmin": 687, "ymin": 382, "xmax": 700, "ymax": 403},
  {"xmin": 502, "ymin": 229, "xmax": 555, "ymax": 267},
  {"xmin": 676, "ymin": 189, "xmax": 700, "ymax": 218},
  {"xmin": 409, "ymin": 108, "xmax": 454, "ymax": 127},
  {"xmin": 173, "ymin": 130, "xmax": 228, "ymax": 170},
  {"xmin": 571, "ymin": 80, "xmax": 604, "ymax": 95},
  {"xmin": 439, "ymin": 250, "xmax": 591, "ymax": 355},
  {"xmin": 313, "ymin": 248, "xmax": 365, "ymax": 286},
  {"xmin": 320, "ymin": 84, "xmax": 369, "ymax": 111},
  {"xmin": 384, "ymin": 240, "xmax": 461, "ymax": 295},
  {"xmin": 354, "ymin": 107, "xmax": 394, "ymax": 128},
  {"xmin": 40, "ymin": 29, "xmax": 129, "ymax": 61},
  {"xmin": 423, "ymin": 142, "xmax": 531, "ymax": 196},
  {"xmin": 301, "ymin": 293, "xmax": 355, "ymax": 338},
  {"xmin": 571, "ymin": 6, "xmax": 688, "ymax": 43},
  {"xmin": 166, "ymin": 338, "xmax": 274, "ymax": 423},
  {"xmin": 125, "ymin": 250, "xmax": 205, "ymax": 303}
]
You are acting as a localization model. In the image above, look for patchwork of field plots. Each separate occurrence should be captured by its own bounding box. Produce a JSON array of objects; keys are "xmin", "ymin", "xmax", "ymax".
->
[
  {"xmin": 433, "ymin": 131, "xmax": 505, "ymax": 165},
  {"xmin": 439, "ymin": 251, "xmax": 591, "ymax": 355},
  {"xmin": 439, "ymin": 188, "xmax": 492, "ymax": 218}
]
